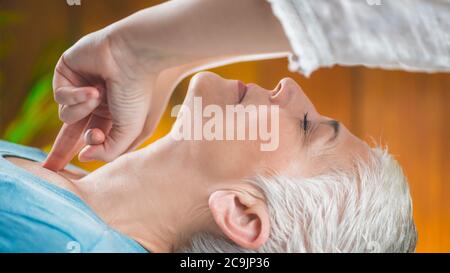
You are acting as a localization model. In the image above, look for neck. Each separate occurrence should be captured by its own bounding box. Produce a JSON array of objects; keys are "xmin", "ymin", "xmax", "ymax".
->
[{"xmin": 74, "ymin": 137, "xmax": 215, "ymax": 252}]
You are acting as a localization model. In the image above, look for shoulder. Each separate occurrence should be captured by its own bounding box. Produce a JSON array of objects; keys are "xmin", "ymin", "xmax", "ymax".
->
[
  {"xmin": 0, "ymin": 141, "xmax": 104, "ymax": 252},
  {"xmin": 0, "ymin": 140, "xmax": 147, "ymax": 253},
  {"xmin": 0, "ymin": 170, "xmax": 106, "ymax": 252}
]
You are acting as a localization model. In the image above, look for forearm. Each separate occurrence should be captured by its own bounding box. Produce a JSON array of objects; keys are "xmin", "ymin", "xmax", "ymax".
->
[{"xmin": 106, "ymin": 0, "xmax": 291, "ymax": 71}]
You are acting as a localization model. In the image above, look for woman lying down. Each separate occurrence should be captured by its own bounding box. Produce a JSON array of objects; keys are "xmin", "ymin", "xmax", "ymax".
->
[{"xmin": 0, "ymin": 72, "xmax": 417, "ymax": 253}]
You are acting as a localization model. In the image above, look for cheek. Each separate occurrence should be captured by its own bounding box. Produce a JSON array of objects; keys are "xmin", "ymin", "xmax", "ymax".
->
[
  {"xmin": 188, "ymin": 104, "xmax": 305, "ymax": 179},
  {"xmin": 269, "ymin": 117, "xmax": 309, "ymax": 176},
  {"xmin": 259, "ymin": 119, "xmax": 305, "ymax": 175},
  {"xmin": 196, "ymin": 140, "xmax": 262, "ymax": 180},
  {"xmin": 261, "ymin": 142, "xmax": 300, "ymax": 174}
]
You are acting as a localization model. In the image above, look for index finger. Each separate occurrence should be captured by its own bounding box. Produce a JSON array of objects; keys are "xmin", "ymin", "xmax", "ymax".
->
[{"xmin": 42, "ymin": 116, "xmax": 90, "ymax": 172}]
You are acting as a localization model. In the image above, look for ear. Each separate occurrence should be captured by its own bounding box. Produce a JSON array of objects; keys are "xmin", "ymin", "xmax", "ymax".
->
[{"xmin": 208, "ymin": 190, "xmax": 270, "ymax": 250}]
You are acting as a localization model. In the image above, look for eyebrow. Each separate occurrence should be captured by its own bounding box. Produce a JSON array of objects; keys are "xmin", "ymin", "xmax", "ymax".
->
[{"xmin": 324, "ymin": 120, "xmax": 340, "ymax": 142}]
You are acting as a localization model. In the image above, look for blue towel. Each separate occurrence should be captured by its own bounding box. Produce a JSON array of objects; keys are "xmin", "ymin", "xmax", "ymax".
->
[{"xmin": 0, "ymin": 140, "xmax": 148, "ymax": 253}]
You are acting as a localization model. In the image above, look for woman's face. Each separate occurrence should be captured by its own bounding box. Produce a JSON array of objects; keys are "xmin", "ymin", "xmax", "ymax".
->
[{"xmin": 170, "ymin": 72, "xmax": 370, "ymax": 181}]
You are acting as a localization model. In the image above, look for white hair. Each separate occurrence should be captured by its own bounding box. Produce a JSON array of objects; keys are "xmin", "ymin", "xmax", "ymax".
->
[{"xmin": 181, "ymin": 147, "xmax": 417, "ymax": 253}]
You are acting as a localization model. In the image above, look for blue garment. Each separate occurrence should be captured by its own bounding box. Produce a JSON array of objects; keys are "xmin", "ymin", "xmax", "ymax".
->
[{"xmin": 0, "ymin": 140, "xmax": 148, "ymax": 253}]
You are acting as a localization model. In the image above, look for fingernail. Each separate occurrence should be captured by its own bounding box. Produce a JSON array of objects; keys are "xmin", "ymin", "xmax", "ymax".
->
[{"xmin": 84, "ymin": 129, "xmax": 93, "ymax": 143}]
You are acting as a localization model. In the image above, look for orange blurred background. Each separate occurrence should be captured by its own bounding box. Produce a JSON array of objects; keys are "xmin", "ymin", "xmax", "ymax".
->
[{"xmin": 1, "ymin": 0, "xmax": 449, "ymax": 252}]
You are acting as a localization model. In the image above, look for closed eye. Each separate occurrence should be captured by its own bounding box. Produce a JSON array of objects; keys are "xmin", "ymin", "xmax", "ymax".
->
[{"xmin": 301, "ymin": 112, "xmax": 310, "ymax": 134}]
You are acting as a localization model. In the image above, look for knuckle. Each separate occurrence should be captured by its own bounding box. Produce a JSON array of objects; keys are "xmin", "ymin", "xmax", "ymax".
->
[
  {"xmin": 54, "ymin": 90, "xmax": 63, "ymax": 103},
  {"xmin": 59, "ymin": 107, "xmax": 74, "ymax": 124}
]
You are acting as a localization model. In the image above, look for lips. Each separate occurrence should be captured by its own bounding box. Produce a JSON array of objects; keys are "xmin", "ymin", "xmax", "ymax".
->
[{"xmin": 237, "ymin": 80, "xmax": 248, "ymax": 103}]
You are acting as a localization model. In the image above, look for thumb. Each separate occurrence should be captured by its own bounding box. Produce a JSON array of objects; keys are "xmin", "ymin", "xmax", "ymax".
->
[{"xmin": 77, "ymin": 121, "xmax": 145, "ymax": 162}]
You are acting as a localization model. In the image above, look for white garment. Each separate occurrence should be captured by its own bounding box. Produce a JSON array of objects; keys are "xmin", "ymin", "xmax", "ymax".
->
[{"xmin": 267, "ymin": 0, "xmax": 450, "ymax": 76}]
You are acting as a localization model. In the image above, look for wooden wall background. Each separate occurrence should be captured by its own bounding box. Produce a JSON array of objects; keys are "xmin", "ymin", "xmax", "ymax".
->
[{"xmin": 1, "ymin": 0, "xmax": 449, "ymax": 252}]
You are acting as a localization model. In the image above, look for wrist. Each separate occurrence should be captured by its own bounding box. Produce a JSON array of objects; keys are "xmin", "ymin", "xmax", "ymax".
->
[{"xmin": 103, "ymin": 7, "xmax": 198, "ymax": 74}]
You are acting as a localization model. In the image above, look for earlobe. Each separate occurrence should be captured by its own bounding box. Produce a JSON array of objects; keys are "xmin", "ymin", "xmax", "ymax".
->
[{"xmin": 208, "ymin": 190, "xmax": 270, "ymax": 250}]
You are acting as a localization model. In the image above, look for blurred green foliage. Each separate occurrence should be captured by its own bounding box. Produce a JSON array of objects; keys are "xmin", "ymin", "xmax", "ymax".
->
[
  {"xmin": 3, "ymin": 73, "xmax": 59, "ymax": 144},
  {"xmin": 1, "ymin": 10, "xmax": 68, "ymax": 145}
]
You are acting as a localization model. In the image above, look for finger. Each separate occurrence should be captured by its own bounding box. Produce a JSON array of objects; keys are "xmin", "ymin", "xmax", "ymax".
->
[
  {"xmin": 42, "ymin": 116, "xmax": 90, "ymax": 172},
  {"xmin": 78, "ymin": 129, "xmax": 105, "ymax": 162},
  {"xmin": 78, "ymin": 115, "xmax": 112, "ymax": 162},
  {"xmin": 84, "ymin": 114, "xmax": 112, "ymax": 145},
  {"xmin": 54, "ymin": 86, "xmax": 99, "ymax": 106},
  {"xmin": 85, "ymin": 128, "xmax": 106, "ymax": 146},
  {"xmin": 53, "ymin": 55, "xmax": 87, "ymax": 88},
  {"xmin": 78, "ymin": 120, "xmax": 145, "ymax": 162},
  {"xmin": 59, "ymin": 97, "xmax": 102, "ymax": 124}
]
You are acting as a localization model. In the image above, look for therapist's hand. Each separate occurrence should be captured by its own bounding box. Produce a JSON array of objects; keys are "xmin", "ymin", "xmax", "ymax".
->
[
  {"xmin": 43, "ymin": 29, "xmax": 179, "ymax": 171},
  {"xmin": 43, "ymin": 0, "xmax": 290, "ymax": 172}
]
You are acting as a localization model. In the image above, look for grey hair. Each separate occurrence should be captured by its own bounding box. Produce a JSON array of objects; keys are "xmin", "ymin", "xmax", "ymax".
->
[{"xmin": 181, "ymin": 147, "xmax": 417, "ymax": 253}]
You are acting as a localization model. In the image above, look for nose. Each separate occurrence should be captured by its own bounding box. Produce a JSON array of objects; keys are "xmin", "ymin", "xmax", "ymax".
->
[
  {"xmin": 270, "ymin": 78, "xmax": 301, "ymax": 107},
  {"xmin": 270, "ymin": 77, "xmax": 318, "ymax": 116}
]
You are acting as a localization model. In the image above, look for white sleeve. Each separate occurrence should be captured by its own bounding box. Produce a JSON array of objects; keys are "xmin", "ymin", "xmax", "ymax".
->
[{"xmin": 267, "ymin": 0, "xmax": 450, "ymax": 76}]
